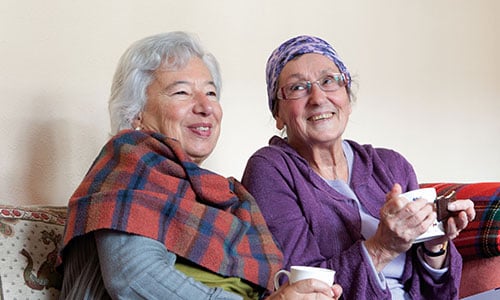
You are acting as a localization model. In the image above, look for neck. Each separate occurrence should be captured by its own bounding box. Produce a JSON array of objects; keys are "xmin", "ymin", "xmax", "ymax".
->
[{"xmin": 292, "ymin": 139, "xmax": 348, "ymax": 181}]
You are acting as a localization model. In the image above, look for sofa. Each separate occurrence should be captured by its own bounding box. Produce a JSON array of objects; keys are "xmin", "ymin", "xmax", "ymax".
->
[{"xmin": 1, "ymin": 182, "xmax": 499, "ymax": 299}]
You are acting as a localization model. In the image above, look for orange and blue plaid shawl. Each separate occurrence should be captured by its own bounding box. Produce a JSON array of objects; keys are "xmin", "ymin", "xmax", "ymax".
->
[{"xmin": 61, "ymin": 130, "xmax": 283, "ymax": 290}]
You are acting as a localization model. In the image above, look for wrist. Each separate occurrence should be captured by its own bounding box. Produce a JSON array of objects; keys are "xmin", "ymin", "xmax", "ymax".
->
[
  {"xmin": 422, "ymin": 241, "xmax": 448, "ymax": 257},
  {"xmin": 365, "ymin": 239, "xmax": 397, "ymax": 271}
]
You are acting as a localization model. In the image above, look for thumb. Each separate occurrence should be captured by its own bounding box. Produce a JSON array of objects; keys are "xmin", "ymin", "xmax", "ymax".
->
[{"xmin": 387, "ymin": 183, "xmax": 402, "ymax": 201}]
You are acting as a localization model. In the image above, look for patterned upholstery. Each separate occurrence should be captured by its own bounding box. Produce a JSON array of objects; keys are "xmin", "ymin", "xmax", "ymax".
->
[
  {"xmin": 0, "ymin": 182, "xmax": 499, "ymax": 298},
  {"xmin": 0, "ymin": 205, "xmax": 66, "ymax": 300}
]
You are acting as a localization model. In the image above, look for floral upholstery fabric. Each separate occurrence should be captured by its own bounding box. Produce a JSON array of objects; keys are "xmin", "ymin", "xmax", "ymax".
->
[{"xmin": 0, "ymin": 205, "xmax": 66, "ymax": 300}]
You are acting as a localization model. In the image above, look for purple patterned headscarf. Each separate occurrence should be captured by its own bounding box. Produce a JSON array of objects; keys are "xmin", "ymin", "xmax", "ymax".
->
[{"xmin": 266, "ymin": 35, "xmax": 351, "ymax": 113}]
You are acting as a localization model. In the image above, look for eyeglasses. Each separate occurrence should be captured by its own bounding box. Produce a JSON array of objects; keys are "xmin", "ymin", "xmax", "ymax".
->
[{"xmin": 277, "ymin": 73, "xmax": 348, "ymax": 100}]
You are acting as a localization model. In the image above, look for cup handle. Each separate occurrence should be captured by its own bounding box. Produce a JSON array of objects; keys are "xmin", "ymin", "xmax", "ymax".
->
[{"xmin": 273, "ymin": 270, "xmax": 290, "ymax": 290}]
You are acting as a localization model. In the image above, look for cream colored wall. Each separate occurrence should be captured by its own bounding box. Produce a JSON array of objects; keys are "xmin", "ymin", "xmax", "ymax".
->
[{"xmin": 1, "ymin": 0, "xmax": 499, "ymax": 206}]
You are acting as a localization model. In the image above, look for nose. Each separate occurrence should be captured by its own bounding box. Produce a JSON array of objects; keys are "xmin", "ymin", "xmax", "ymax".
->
[
  {"xmin": 307, "ymin": 82, "xmax": 327, "ymax": 104},
  {"xmin": 193, "ymin": 92, "xmax": 214, "ymax": 115}
]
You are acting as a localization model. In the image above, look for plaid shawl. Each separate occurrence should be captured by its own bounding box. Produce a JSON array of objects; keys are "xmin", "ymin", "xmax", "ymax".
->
[{"xmin": 61, "ymin": 130, "xmax": 283, "ymax": 290}]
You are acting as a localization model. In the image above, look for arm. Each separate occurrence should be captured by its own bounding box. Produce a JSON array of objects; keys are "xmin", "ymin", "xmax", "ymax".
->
[
  {"xmin": 94, "ymin": 230, "xmax": 242, "ymax": 300},
  {"xmin": 242, "ymin": 153, "xmax": 391, "ymax": 299},
  {"xmin": 242, "ymin": 154, "xmax": 331, "ymax": 267},
  {"xmin": 368, "ymin": 150, "xmax": 463, "ymax": 298}
]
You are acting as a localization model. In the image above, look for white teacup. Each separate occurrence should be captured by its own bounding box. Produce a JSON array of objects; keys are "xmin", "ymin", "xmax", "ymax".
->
[
  {"xmin": 400, "ymin": 187, "xmax": 445, "ymax": 243},
  {"xmin": 273, "ymin": 266, "xmax": 335, "ymax": 290},
  {"xmin": 400, "ymin": 187, "xmax": 436, "ymax": 203}
]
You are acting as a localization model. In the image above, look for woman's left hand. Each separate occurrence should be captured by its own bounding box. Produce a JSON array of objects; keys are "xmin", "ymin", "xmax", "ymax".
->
[
  {"xmin": 421, "ymin": 198, "xmax": 475, "ymax": 269},
  {"xmin": 424, "ymin": 198, "xmax": 476, "ymax": 250},
  {"xmin": 443, "ymin": 198, "xmax": 476, "ymax": 239}
]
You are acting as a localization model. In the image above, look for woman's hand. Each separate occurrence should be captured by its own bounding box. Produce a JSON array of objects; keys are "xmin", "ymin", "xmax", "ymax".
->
[
  {"xmin": 423, "ymin": 197, "xmax": 475, "ymax": 267},
  {"xmin": 266, "ymin": 279, "xmax": 342, "ymax": 300},
  {"xmin": 444, "ymin": 198, "xmax": 475, "ymax": 239},
  {"xmin": 365, "ymin": 183, "xmax": 436, "ymax": 271}
]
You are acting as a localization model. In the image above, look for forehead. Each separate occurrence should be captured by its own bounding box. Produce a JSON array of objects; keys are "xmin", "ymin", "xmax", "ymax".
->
[
  {"xmin": 155, "ymin": 56, "xmax": 212, "ymax": 83},
  {"xmin": 279, "ymin": 53, "xmax": 340, "ymax": 80}
]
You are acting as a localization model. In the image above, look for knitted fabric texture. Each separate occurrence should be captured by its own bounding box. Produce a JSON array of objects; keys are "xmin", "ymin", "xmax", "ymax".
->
[{"xmin": 60, "ymin": 130, "xmax": 283, "ymax": 290}]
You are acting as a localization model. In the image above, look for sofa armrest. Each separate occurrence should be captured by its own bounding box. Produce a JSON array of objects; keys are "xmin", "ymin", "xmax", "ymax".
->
[
  {"xmin": 460, "ymin": 256, "xmax": 500, "ymax": 298},
  {"xmin": 0, "ymin": 205, "xmax": 67, "ymax": 300},
  {"xmin": 419, "ymin": 182, "xmax": 500, "ymax": 261}
]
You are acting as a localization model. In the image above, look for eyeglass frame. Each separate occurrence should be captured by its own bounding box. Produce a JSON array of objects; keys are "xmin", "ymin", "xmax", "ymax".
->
[{"xmin": 276, "ymin": 72, "xmax": 349, "ymax": 100}]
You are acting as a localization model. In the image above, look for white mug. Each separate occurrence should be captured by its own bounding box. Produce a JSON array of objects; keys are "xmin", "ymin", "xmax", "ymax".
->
[
  {"xmin": 400, "ymin": 187, "xmax": 436, "ymax": 203},
  {"xmin": 273, "ymin": 266, "xmax": 335, "ymax": 290}
]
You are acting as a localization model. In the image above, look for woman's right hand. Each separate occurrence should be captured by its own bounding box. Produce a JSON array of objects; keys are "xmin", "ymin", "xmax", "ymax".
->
[
  {"xmin": 365, "ymin": 183, "xmax": 436, "ymax": 271},
  {"xmin": 267, "ymin": 279, "xmax": 342, "ymax": 300}
]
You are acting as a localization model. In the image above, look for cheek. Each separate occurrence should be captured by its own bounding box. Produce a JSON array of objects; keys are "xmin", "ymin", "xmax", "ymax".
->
[
  {"xmin": 157, "ymin": 104, "xmax": 186, "ymax": 133},
  {"xmin": 281, "ymin": 104, "xmax": 303, "ymax": 122},
  {"xmin": 278, "ymin": 100, "xmax": 296, "ymax": 119},
  {"xmin": 337, "ymin": 90, "xmax": 352, "ymax": 109},
  {"xmin": 213, "ymin": 103, "xmax": 223, "ymax": 123},
  {"xmin": 329, "ymin": 93, "xmax": 351, "ymax": 116},
  {"xmin": 344, "ymin": 101, "xmax": 352, "ymax": 115}
]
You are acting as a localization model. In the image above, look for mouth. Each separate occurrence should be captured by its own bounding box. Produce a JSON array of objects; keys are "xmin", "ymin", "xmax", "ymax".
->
[
  {"xmin": 308, "ymin": 112, "xmax": 334, "ymax": 122},
  {"xmin": 194, "ymin": 126, "xmax": 210, "ymax": 131},
  {"xmin": 189, "ymin": 123, "xmax": 213, "ymax": 137}
]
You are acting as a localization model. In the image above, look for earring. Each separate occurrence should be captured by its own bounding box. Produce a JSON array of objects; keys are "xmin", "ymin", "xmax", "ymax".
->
[
  {"xmin": 280, "ymin": 125, "xmax": 287, "ymax": 137},
  {"xmin": 135, "ymin": 126, "xmax": 141, "ymax": 131}
]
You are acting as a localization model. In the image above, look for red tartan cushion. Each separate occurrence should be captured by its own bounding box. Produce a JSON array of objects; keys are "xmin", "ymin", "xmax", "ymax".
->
[{"xmin": 419, "ymin": 182, "xmax": 500, "ymax": 261}]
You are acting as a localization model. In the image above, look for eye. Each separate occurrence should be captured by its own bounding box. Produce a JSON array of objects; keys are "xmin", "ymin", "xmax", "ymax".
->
[
  {"xmin": 170, "ymin": 89, "xmax": 192, "ymax": 100},
  {"xmin": 206, "ymin": 90, "xmax": 218, "ymax": 100},
  {"xmin": 173, "ymin": 90, "xmax": 189, "ymax": 95},
  {"xmin": 321, "ymin": 74, "xmax": 347, "ymax": 90},
  {"xmin": 320, "ymin": 75, "xmax": 336, "ymax": 86},
  {"xmin": 288, "ymin": 82, "xmax": 308, "ymax": 92}
]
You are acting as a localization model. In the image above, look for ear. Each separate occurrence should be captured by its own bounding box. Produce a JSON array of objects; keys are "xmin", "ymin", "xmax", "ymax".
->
[
  {"xmin": 275, "ymin": 115, "xmax": 285, "ymax": 130},
  {"xmin": 131, "ymin": 112, "xmax": 143, "ymax": 129}
]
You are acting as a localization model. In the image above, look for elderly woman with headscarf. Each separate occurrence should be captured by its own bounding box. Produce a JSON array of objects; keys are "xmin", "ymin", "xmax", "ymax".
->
[
  {"xmin": 241, "ymin": 35, "xmax": 476, "ymax": 299},
  {"xmin": 58, "ymin": 32, "xmax": 343, "ymax": 300}
]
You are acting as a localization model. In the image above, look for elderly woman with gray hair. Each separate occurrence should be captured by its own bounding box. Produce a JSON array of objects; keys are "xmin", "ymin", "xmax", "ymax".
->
[
  {"xmin": 242, "ymin": 35, "xmax": 476, "ymax": 299},
  {"xmin": 58, "ymin": 32, "xmax": 343, "ymax": 300}
]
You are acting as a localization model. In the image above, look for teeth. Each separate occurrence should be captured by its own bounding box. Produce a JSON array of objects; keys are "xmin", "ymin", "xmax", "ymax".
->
[
  {"xmin": 197, "ymin": 126, "xmax": 209, "ymax": 131},
  {"xmin": 310, "ymin": 113, "xmax": 332, "ymax": 121}
]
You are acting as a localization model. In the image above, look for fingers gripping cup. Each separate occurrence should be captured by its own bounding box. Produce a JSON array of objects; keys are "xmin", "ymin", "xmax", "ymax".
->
[
  {"xmin": 273, "ymin": 266, "xmax": 335, "ymax": 290},
  {"xmin": 400, "ymin": 187, "xmax": 446, "ymax": 243}
]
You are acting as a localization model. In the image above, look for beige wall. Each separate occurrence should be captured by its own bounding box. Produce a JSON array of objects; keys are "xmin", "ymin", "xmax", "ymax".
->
[{"xmin": 1, "ymin": 0, "xmax": 499, "ymax": 206}]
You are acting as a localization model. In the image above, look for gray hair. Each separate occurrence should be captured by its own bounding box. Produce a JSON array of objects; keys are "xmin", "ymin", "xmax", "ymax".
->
[{"xmin": 108, "ymin": 31, "xmax": 222, "ymax": 134}]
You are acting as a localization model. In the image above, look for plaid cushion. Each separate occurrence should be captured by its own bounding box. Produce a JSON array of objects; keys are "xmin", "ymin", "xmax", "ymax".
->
[{"xmin": 420, "ymin": 182, "xmax": 500, "ymax": 261}]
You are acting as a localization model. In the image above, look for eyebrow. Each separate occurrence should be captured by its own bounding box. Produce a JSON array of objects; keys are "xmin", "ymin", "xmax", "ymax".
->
[
  {"xmin": 165, "ymin": 80, "xmax": 217, "ymax": 89},
  {"xmin": 283, "ymin": 69, "xmax": 340, "ymax": 82}
]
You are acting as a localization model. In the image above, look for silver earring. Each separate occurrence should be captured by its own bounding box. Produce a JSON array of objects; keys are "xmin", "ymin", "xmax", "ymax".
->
[
  {"xmin": 280, "ymin": 125, "xmax": 287, "ymax": 137},
  {"xmin": 135, "ymin": 126, "xmax": 141, "ymax": 131}
]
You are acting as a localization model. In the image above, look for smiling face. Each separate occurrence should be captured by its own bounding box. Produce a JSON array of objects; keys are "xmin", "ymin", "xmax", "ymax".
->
[
  {"xmin": 133, "ymin": 56, "xmax": 222, "ymax": 165},
  {"xmin": 275, "ymin": 53, "xmax": 351, "ymax": 151}
]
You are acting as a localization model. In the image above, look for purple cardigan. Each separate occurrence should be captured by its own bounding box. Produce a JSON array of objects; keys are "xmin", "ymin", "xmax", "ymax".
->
[{"xmin": 242, "ymin": 136, "xmax": 462, "ymax": 299}]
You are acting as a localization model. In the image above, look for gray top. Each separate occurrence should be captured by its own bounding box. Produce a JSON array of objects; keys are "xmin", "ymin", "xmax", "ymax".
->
[{"xmin": 59, "ymin": 230, "xmax": 241, "ymax": 300}]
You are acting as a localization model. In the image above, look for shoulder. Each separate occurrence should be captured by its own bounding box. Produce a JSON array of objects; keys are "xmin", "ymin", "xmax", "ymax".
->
[
  {"xmin": 243, "ymin": 136, "xmax": 309, "ymax": 188},
  {"xmin": 246, "ymin": 136, "xmax": 308, "ymax": 171},
  {"xmin": 346, "ymin": 139, "xmax": 410, "ymax": 165},
  {"xmin": 346, "ymin": 139, "xmax": 418, "ymax": 189}
]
